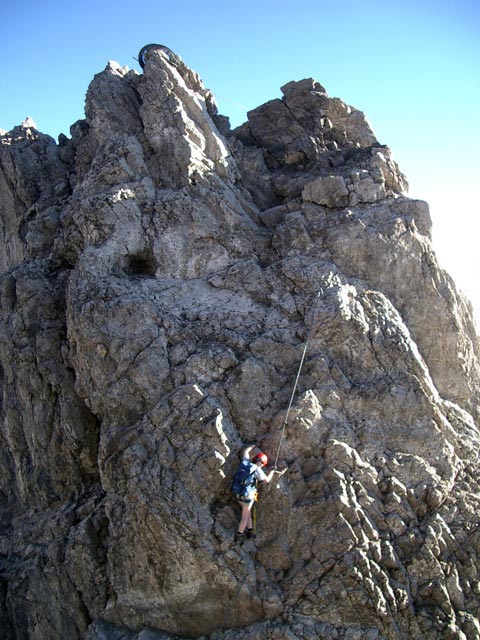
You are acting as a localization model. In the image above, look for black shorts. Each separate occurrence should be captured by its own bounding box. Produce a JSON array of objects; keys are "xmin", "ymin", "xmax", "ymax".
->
[{"xmin": 236, "ymin": 492, "xmax": 256, "ymax": 505}]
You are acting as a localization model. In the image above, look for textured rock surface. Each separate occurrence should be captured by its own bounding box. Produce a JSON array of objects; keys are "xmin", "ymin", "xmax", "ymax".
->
[{"xmin": 1, "ymin": 47, "xmax": 480, "ymax": 640}]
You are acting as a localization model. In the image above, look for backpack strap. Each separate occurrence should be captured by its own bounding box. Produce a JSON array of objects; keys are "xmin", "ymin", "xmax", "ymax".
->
[{"xmin": 241, "ymin": 463, "xmax": 257, "ymax": 487}]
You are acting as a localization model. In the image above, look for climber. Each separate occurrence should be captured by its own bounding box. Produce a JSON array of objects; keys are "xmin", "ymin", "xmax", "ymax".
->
[{"xmin": 231, "ymin": 444, "xmax": 286, "ymax": 541}]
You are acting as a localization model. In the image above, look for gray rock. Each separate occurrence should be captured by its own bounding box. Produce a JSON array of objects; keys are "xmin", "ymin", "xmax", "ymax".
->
[
  {"xmin": 0, "ymin": 46, "xmax": 479, "ymax": 640},
  {"xmin": 303, "ymin": 175, "xmax": 350, "ymax": 207}
]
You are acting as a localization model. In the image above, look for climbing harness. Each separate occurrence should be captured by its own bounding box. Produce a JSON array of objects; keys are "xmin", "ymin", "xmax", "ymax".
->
[
  {"xmin": 269, "ymin": 289, "xmax": 323, "ymax": 484},
  {"xmin": 218, "ymin": 291, "xmax": 324, "ymax": 636}
]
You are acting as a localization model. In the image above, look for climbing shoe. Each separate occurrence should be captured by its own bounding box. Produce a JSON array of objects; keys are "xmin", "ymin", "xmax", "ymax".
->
[
  {"xmin": 235, "ymin": 532, "xmax": 245, "ymax": 543},
  {"xmin": 246, "ymin": 528, "xmax": 254, "ymax": 538}
]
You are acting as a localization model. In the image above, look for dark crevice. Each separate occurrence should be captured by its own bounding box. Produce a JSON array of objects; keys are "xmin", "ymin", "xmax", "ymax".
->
[{"xmin": 120, "ymin": 249, "xmax": 158, "ymax": 278}]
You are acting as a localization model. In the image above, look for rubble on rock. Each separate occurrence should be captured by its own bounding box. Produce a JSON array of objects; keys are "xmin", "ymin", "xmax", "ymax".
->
[{"xmin": 1, "ymin": 46, "xmax": 479, "ymax": 640}]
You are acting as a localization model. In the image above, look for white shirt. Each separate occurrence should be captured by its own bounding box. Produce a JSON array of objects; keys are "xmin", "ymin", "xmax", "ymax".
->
[{"xmin": 242, "ymin": 456, "xmax": 267, "ymax": 483}]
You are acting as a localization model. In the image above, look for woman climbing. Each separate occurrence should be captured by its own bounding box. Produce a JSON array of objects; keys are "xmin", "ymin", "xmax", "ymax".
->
[{"xmin": 231, "ymin": 444, "xmax": 286, "ymax": 542}]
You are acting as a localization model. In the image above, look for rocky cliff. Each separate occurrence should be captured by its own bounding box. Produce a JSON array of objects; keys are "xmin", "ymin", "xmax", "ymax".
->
[{"xmin": 1, "ymin": 45, "xmax": 480, "ymax": 640}]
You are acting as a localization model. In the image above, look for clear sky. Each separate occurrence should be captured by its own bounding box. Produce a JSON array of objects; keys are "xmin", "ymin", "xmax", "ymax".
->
[{"xmin": 1, "ymin": 0, "xmax": 479, "ymax": 326}]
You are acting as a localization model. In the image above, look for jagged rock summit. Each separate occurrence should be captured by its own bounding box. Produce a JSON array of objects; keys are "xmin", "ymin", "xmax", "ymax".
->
[{"xmin": 1, "ymin": 45, "xmax": 480, "ymax": 640}]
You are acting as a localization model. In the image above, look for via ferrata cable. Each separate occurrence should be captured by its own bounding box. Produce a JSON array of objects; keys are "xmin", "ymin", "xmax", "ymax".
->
[{"xmin": 270, "ymin": 289, "xmax": 323, "ymax": 481}]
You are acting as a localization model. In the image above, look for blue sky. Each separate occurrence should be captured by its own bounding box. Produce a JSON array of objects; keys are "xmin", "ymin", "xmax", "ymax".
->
[{"xmin": 1, "ymin": 0, "xmax": 479, "ymax": 323}]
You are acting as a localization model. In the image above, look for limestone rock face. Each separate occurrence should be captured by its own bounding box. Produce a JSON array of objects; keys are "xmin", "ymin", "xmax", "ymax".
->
[{"xmin": 1, "ymin": 47, "xmax": 480, "ymax": 640}]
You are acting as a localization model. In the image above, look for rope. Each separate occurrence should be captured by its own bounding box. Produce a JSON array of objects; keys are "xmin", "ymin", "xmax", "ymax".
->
[
  {"xmin": 270, "ymin": 289, "xmax": 323, "ymax": 476},
  {"xmin": 215, "ymin": 94, "xmax": 249, "ymax": 112},
  {"xmin": 216, "ymin": 292, "xmax": 324, "ymax": 636}
]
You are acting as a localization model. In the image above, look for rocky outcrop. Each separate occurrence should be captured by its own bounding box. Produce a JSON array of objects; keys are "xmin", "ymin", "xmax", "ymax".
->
[{"xmin": 1, "ymin": 46, "xmax": 479, "ymax": 640}]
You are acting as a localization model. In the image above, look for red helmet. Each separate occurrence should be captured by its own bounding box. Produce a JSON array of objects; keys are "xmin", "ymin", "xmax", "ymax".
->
[{"xmin": 254, "ymin": 452, "xmax": 268, "ymax": 467}]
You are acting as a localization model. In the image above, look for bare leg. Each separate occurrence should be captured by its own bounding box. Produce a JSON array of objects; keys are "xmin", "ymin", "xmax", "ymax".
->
[{"xmin": 238, "ymin": 501, "xmax": 254, "ymax": 533}]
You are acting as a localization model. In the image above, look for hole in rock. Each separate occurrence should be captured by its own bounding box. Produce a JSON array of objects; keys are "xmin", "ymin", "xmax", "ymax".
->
[{"xmin": 122, "ymin": 250, "xmax": 157, "ymax": 278}]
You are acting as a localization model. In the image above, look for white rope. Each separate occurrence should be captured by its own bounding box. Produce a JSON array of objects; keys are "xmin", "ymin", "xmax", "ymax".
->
[
  {"xmin": 271, "ymin": 289, "xmax": 323, "ymax": 474},
  {"xmin": 215, "ymin": 94, "xmax": 249, "ymax": 111}
]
